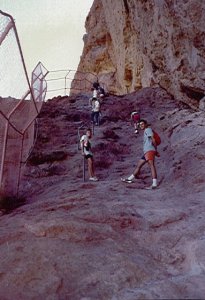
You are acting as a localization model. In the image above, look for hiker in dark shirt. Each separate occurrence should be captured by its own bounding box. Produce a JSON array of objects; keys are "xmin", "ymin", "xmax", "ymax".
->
[
  {"xmin": 92, "ymin": 81, "xmax": 106, "ymax": 99},
  {"xmin": 93, "ymin": 81, "xmax": 100, "ymax": 90}
]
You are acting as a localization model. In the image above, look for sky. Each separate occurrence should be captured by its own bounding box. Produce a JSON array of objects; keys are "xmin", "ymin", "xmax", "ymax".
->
[{"xmin": 0, "ymin": 0, "xmax": 93, "ymax": 97}]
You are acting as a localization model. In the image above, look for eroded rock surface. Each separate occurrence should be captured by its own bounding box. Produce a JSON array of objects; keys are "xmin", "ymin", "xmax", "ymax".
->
[{"xmin": 0, "ymin": 88, "xmax": 205, "ymax": 299}]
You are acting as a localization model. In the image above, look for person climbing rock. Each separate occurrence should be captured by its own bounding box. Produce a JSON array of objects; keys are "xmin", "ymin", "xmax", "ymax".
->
[
  {"xmin": 131, "ymin": 111, "xmax": 141, "ymax": 134},
  {"xmin": 90, "ymin": 97, "xmax": 101, "ymax": 125},
  {"xmin": 80, "ymin": 128, "xmax": 98, "ymax": 181},
  {"xmin": 122, "ymin": 119, "xmax": 159, "ymax": 189}
]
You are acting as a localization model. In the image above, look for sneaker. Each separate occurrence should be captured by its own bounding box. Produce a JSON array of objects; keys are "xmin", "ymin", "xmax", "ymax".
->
[
  {"xmin": 145, "ymin": 185, "xmax": 157, "ymax": 190},
  {"xmin": 89, "ymin": 177, "xmax": 98, "ymax": 181},
  {"xmin": 121, "ymin": 178, "xmax": 134, "ymax": 183}
]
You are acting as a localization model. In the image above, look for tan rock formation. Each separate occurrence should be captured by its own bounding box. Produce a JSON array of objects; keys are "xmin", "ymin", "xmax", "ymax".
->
[{"xmin": 72, "ymin": 0, "xmax": 205, "ymax": 108}]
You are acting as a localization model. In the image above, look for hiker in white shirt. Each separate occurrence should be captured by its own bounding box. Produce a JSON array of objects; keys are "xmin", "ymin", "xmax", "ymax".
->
[
  {"xmin": 80, "ymin": 128, "xmax": 98, "ymax": 181},
  {"xmin": 91, "ymin": 97, "xmax": 101, "ymax": 125}
]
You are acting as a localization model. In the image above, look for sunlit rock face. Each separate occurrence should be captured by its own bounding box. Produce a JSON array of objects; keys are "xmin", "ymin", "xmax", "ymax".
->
[{"xmin": 73, "ymin": 0, "xmax": 205, "ymax": 108}]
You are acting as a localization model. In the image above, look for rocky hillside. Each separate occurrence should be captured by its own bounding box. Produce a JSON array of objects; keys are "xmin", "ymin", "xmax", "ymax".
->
[
  {"xmin": 0, "ymin": 88, "xmax": 205, "ymax": 299},
  {"xmin": 72, "ymin": 0, "xmax": 205, "ymax": 109}
]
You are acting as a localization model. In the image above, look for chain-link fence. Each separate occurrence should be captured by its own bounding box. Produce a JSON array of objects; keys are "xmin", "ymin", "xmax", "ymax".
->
[
  {"xmin": 0, "ymin": 10, "xmax": 48, "ymax": 196},
  {"xmin": 70, "ymin": 70, "xmax": 99, "ymax": 95},
  {"xmin": 46, "ymin": 69, "xmax": 100, "ymax": 99}
]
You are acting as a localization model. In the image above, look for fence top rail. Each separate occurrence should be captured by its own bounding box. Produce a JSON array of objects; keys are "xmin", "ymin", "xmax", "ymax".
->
[
  {"xmin": 49, "ymin": 69, "xmax": 72, "ymax": 73},
  {"xmin": 0, "ymin": 10, "xmax": 13, "ymax": 20},
  {"xmin": 48, "ymin": 69, "xmax": 98, "ymax": 78}
]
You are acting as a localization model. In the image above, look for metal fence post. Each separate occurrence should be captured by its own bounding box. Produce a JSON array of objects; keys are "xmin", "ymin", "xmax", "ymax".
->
[
  {"xmin": 83, "ymin": 154, "xmax": 85, "ymax": 182},
  {"xmin": 65, "ymin": 71, "xmax": 70, "ymax": 96},
  {"xmin": 92, "ymin": 121, "xmax": 95, "ymax": 136}
]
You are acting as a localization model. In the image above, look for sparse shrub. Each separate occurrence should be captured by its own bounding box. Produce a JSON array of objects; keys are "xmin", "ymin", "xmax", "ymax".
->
[
  {"xmin": 94, "ymin": 142, "xmax": 108, "ymax": 152},
  {"xmin": 94, "ymin": 142, "xmax": 130, "ymax": 157},
  {"xmin": 94, "ymin": 141, "xmax": 130, "ymax": 169},
  {"xmin": 65, "ymin": 112, "xmax": 88, "ymax": 122},
  {"xmin": 49, "ymin": 109, "xmax": 64, "ymax": 118},
  {"xmin": 69, "ymin": 98, "xmax": 76, "ymax": 103},
  {"xmin": 108, "ymin": 143, "xmax": 123, "ymax": 155},
  {"xmin": 47, "ymin": 165, "xmax": 66, "ymax": 176},
  {"xmin": 38, "ymin": 133, "xmax": 50, "ymax": 143},
  {"xmin": 107, "ymin": 143, "xmax": 130, "ymax": 156},
  {"xmin": 95, "ymin": 158, "xmax": 113, "ymax": 169},
  {"xmin": 103, "ymin": 129, "xmax": 119, "ymax": 140},
  {"xmin": 28, "ymin": 150, "xmax": 67, "ymax": 166},
  {"xmin": 102, "ymin": 115, "xmax": 121, "ymax": 123},
  {"xmin": 0, "ymin": 194, "xmax": 26, "ymax": 214}
]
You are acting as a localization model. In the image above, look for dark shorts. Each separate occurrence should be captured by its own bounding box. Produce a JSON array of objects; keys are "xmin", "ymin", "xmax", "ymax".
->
[{"xmin": 85, "ymin": 154, "xmax": 93, "ymax": 159}]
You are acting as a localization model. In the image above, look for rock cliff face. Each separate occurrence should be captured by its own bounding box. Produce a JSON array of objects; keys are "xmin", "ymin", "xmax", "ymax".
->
[{"xmin": 72, "ymin": 0, "xmax": 205, "ymax": 109}]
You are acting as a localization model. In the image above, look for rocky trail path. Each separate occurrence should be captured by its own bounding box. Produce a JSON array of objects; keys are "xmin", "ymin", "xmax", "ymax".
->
[{"xmin": 0, "ymin": 88, "xmax": 205, "ymax": 299}]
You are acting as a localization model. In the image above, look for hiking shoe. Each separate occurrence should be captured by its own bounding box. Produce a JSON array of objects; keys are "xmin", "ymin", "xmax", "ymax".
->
[
  {"xmin": 89, "ymin": 177, "xmax": 98, "ymax": 181},
  {"xmin": 121, "ymin": 178, "xmax": 134, "ymax": 183},
  {"xmin": 145, "ymin": 185, "xmax": 157, "ymax": 190}
]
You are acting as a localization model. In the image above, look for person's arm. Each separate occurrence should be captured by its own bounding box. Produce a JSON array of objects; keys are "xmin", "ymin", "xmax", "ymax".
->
[
  {"xmin": 146, "ymin": 128, "xmax": 157, "ymax": 148},
  {"xmin": 130, "ymin": 113, "xmax": 133, "ymax": 125},
  {"xmin": 150, "ymin": 131, "xmax": 160, "ymax": 156},
  {"xmin": 96, "ymin": 101, "xmax": 100, "ymax": 111},
  {"xmin": 80, "ymin": 136, "xmax": 85, "ymax": 155}
]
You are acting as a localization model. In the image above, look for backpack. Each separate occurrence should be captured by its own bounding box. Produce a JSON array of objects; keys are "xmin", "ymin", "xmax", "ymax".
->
[{"xmin": 153, "ymin": 130, "xmax": 161, "ymax": 146}]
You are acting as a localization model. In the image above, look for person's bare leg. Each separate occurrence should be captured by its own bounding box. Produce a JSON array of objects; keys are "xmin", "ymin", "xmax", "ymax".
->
[
  {"xmin": 133, "ymin": 159, "xmax": 147, "ymax": 178},
  {"xmin": 87, "ymin": 157, "xmax": 94, "ymax": 178},
  {"xmin": 147, "ymin": 159, "xmax": 157, "ymax": 188},
  {"xmin": 126, "ymin": 159, "xmax": 147, "ymax": 181},
  {"xmin": 147, "ymin": 160, "xmax": 157, "ymax": 179}
]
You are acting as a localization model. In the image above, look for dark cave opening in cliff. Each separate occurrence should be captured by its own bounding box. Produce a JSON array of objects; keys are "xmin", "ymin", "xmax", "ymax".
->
[{"xmin": 180, "ymin": 84, "xmax": 205, "ymax": 102}]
